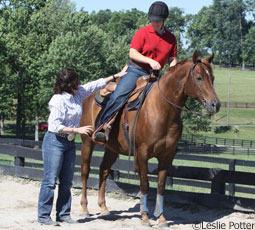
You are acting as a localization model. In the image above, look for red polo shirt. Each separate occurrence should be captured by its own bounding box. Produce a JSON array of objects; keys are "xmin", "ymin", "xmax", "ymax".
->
[{"xmin": 130, "ymin": 24, "xmax": 177, "ymax": 71}]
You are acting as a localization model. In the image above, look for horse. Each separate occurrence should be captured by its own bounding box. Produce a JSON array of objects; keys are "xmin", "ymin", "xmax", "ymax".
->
[{"xmin": 79, "ymin": 51, "xmax": 221, "ymax": 227}]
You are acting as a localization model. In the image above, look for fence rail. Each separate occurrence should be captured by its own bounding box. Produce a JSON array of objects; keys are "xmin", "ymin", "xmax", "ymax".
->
[
  {"xmin": 181, "ymin": 133, "xmax": 255, "ymax": 149},
  {"xmin": 220, "ymin": 102, "xmax": 255, "ymax": 109},
  {"xmin": 1, "ymin": 138, "xmax": 255, "ymax": 212}
]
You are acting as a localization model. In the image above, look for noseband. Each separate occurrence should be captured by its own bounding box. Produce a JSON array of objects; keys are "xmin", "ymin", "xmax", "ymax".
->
[{"xmin": 157, "ymin": 60, "xmax": 210, "ymax": 117}]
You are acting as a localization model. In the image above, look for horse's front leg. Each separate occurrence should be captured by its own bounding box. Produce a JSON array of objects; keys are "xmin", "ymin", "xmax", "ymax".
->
[
  {"xmin": 80, "ymin": 136, "xmax": 94, "ymax": 217},
  {"xmin": 137, "ymin": 152, "xmax": 151, "ymax": 226},
  {"xmin": 98, "ymin": 148, "xmax": 118, "ymax": 215},
  {"xmin": 154, "ymin": 157, "xmax": 173, "ymax": 228}
]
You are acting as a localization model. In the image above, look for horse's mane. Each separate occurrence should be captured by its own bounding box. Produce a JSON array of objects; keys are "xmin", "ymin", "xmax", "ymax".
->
[
  {"xmin": 166, "ymin": 58, "xmax": 192, "ymax": 74},
  {"xmin": 165, "ymin": 57, "xmax": 213, "ymax": 74}
]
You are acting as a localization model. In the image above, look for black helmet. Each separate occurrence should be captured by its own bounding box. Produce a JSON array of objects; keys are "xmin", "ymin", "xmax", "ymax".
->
[{"xmin": 148, "ymin": 1, "xmax": 169, "ymax": 21}]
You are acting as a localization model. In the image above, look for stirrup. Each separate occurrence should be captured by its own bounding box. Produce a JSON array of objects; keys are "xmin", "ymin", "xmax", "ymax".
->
[
  {"xmin": 94, "ymin": 132, "xmax": 106, "ymax": 143},
  {"xmin": 92, "ymin": 124, "xmax": 111, "ymax": 145}
]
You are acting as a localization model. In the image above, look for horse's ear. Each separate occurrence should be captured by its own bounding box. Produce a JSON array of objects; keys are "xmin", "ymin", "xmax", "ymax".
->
[
  {"xmin": 207, "ymin": 53, "xmax": 214, "ymax": 63},
  {"xmin": 192, "ymin": 50, "xmax": 199, "ymax": 63}
]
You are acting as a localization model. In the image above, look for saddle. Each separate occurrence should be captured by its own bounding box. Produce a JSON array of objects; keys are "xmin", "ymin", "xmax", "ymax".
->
[
  {"xmin": 92, "ymin": 73, "xmax": 157, "ymax": 145},
  {"xmin": 95, "ymin": 75, "xmax": 154, "ymax": 103}
]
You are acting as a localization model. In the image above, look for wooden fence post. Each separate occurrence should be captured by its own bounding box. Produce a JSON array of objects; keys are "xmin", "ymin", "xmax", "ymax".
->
[
  {"xmin": 109, "ymin": 169, "xmax": 119, "ymax": 181},
  {"xmin": 14, "ymin": 156, "xmax": 25, "ymax": 167},
  {"xmin": 211, "ymin": 181, "xmax": 225, "ymax": 195},
  {"xmin": 228, "ymin": 159, "xmax": 236, "ymax": 196},
  {"xmin": 211, "ymin": 169, "xmax": 225, "ymax": 195}
]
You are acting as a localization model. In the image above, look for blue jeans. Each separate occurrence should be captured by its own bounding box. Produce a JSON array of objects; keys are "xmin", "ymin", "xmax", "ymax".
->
[
  {"xmin": 97, "ymin": 63, "xmax": 149, "ymax": 128},
  {"xmin": 38, "ymin": 132, "xmax": 75, "ymax": 223}
]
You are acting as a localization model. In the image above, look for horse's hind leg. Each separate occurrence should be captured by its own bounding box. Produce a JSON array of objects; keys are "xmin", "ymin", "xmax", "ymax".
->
[
  {"xmin": 98, "ymin": 147, "xmax": 118, "ymax": 215},
  {"xmin": 80, "ymin": 135, "xmax": 95, "ymax": 217}
]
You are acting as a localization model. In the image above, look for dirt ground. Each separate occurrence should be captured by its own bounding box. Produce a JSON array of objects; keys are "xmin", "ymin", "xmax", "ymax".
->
[{"xmin": 1, "ymin": 174, "xmax": 255, "ymax": 230}]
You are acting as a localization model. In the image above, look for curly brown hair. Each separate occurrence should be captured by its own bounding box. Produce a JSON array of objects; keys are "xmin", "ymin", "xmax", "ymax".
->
[{"xmin": 53, "ymin": 68, "xmax": 79, "ymax": 94}]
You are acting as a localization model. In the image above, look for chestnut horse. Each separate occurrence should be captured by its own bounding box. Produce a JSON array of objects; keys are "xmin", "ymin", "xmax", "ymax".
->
[{"xmin": 79, "ymin": 51, "xmax": 220, "ymax": 227}]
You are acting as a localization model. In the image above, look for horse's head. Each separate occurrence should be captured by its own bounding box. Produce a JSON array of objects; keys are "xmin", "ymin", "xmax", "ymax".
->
[{"xmin": 184, "ymin": 51, "xmax": 221, "ymax": 115}]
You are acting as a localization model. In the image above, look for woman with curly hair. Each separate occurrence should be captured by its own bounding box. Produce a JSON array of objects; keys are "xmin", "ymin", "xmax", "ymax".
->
[{"xmin": 37, "ymin": 67, "xmax": 127, "ymax": 226}]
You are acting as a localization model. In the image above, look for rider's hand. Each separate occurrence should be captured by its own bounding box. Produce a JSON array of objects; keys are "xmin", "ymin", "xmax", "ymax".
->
[{"xmin": 149, "ymin": 59, "xmax": 161, "ymax": 70}]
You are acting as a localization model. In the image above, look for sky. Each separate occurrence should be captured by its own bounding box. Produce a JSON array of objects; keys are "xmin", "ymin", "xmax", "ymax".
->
[{"xmin": 72, "ymin": 0, "xmax": 213, "ymax": 15}]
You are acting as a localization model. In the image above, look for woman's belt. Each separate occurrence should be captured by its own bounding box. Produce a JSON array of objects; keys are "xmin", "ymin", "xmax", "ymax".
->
[
  {"xmin": 49, "ymin": 131, "xmax": 68, "ymax": 138},
  {"xmin": 49, "ymin": 131, "xmax": 75, "ymax": 141}
]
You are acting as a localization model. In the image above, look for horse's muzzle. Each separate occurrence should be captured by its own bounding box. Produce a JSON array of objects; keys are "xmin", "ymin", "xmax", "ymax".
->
[{"xmin": 205, "ymin": 99, "xmax": 221, "ymax": 115}]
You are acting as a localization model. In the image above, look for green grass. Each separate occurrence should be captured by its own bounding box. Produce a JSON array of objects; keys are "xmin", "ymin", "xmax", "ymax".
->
[
  {"xmin": 213, "ymin": 67, "xmax": 255, "ymax": 103},
  {"xmin": 212, "ymin": 108, "xmax": 255, "ymax": 125},
  {"xmin": 0, "ymin": 153, "xmax": 13, "ymax": 166},
  {"xmin": 198, "ymin": 126, "xmax": 255, "ymax": 140},
  {"xmin": 197, "ymin": 67, "xmax": 255, "ymax": 140}
]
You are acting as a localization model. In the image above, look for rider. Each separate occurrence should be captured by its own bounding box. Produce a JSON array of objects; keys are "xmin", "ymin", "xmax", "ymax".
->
[{"xmin": 94, "ymin": 1, "xmax": 178, "ymax": 142}]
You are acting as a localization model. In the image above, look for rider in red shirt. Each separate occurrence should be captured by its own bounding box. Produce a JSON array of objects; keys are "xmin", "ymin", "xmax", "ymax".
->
[
  {"xmin": 95, "ymin": 1, "xmax": 177, "ymax": 142},
  {"xmin": 130, "ymin": 23, "xmax": 177, "ymax": 71}
]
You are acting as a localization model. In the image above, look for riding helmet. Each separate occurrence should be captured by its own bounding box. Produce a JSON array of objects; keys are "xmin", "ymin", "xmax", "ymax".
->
[{"xmin": 148, "ymin": 1, "xmax": 169, "ymax": 21}]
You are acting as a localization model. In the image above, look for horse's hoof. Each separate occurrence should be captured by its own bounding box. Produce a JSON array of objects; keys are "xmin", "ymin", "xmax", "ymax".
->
[
  {"xmin": 141, "ymin": 221, "xmax": 151, "ymax": 227},
  {"xmin": 158, "ymin": 214, "xmax": 168, "ymax": 228},
  {"xmin": 141, "ymin": 212, "xmax": 151, "ymax": 227},
  {"xmin": 80, "ymin": 212, "xmax": 90, "ymax": 218}
]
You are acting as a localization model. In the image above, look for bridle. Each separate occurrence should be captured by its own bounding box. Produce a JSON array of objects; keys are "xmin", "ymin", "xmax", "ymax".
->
[{"xmin": 157, "ymin": 60, "xmax": 211, "ymax": 117}]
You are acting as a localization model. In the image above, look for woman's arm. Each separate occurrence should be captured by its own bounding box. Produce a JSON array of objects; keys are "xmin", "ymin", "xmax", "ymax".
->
[{"xmin": 60, "ymin": 126, "xmax": 94, "ymax": 136}]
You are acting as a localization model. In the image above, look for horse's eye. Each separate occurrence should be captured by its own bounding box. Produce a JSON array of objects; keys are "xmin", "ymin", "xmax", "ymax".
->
[{"xmin": 196, "ymin": 76, "xmax": 202, "ymax": 81}]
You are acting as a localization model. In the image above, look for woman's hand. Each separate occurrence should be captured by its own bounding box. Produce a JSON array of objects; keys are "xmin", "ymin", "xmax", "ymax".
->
[
  {"xmin": 104, "ymin": 65, "xmax": 128, "ymax": 84},
  {"xmin": 115, "ymin": 64, "xmax": 128, "ymax": 78},
  {"xmin": 76, "ymin": 126, "xmax": 94, "ymax": 136}
]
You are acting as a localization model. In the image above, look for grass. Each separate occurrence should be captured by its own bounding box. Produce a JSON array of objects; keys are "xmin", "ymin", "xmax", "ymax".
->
[
  {"xmin": 197, "ymin": 126, "xmax": 255, "ymax": 140},
  {"xmin": 213, "ymin": 67, "xmax": 255, "ymax": 103},
  {"xmin": 197, "ymin": 67, "xmax": 255, "ymax": 140}
]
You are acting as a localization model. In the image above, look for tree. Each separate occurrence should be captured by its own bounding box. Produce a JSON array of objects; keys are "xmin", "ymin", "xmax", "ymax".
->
[
  {"xmin": 186, "ymin": 0, "xmax": 252, "ymax": 67},
  {"xmin": 0, "ymin": 1, "xmax": 34, "ymax": 138},
  {"xmin": 242, "ymin": 26, "xmax": 255, "ymax": 66},
  {"xmin": 182, "ymin": 99, "xmax": 212, "ymax": 134},
  {"xmin": 0, "ymin": 38, "xmax": 14, "ymax": 135},
  {"xmin": 165, "ymin": 7, "xmax": 186, "ymax": 59},
  {"xmin": 38, "ymin": 23, "xmax": 109, "ymax": 117},
  {"xmin": 185, "ymin": 7, "xmax": 215, "ymax": 56}
]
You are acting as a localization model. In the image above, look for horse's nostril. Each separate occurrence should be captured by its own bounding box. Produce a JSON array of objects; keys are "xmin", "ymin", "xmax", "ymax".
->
[
  {"xmin": 210, "ymin": 100, "xmax": 221, "ymax": 112},
  {"xmin": 210, "ymin": 100, "xmax": 216, "ymax": 108}
]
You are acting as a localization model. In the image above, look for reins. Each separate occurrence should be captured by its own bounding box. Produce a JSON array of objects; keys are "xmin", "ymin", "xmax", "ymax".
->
[{"xmin": 128, "ymin": 71, "xmax": 154, "ymax": 176}]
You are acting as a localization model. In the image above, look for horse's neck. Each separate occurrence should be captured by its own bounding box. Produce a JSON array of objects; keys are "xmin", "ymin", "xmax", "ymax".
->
[{"xmin": 159, "ymin": 64, "xmax": 189, "ymax": 107}]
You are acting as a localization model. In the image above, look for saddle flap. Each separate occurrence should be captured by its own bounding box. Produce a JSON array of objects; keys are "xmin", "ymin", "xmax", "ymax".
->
[
  {"xmin": 100, "ymin": 82, "xmax": 117, "ymax": 96},
  {"xmin": 127, "ymin": 76, "xmax": 148, "ymax": 102}
]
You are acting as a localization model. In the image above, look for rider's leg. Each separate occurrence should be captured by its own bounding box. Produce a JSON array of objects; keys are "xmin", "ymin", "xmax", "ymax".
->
[{"xmin": 95, "ymin": 64, "xmax": 148, "ymax": 142}]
